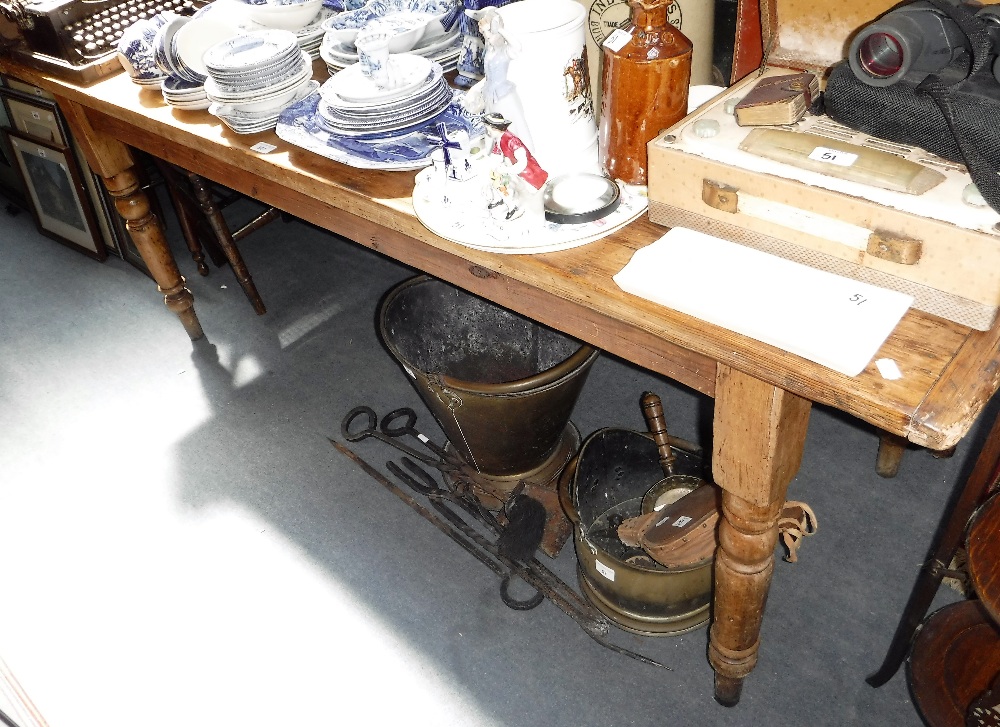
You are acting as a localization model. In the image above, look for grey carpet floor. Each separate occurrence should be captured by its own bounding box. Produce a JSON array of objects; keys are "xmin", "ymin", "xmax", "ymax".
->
[{"xmin": 0, "ymin": 192, "xmax": 986, "ymax": 727}]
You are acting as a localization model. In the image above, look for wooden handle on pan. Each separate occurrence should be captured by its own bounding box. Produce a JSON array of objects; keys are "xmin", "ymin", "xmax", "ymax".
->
[{"xmin": 641, "ymin": 391, "xmax": 676, "ymax": 477}]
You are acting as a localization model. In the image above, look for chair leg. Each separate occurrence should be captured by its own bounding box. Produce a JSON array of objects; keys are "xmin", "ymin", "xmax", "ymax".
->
[
  {"xmin": 153, "ymin": 159, "xmax": 210, "ymax": 276},
  {"xmin": 186, "ymin": 172, "xmax": 267, "ymax": 316}
]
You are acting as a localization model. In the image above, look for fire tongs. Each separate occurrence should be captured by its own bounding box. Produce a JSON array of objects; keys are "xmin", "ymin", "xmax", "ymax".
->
[{"xmin": 332, "ymin": 406, "xmax": 670, "ymax": 670}]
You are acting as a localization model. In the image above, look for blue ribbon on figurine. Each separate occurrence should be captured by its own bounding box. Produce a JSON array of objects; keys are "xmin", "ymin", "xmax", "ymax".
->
[{"xmin": 427, "ymin": 122, "xmax": 462, "ymax": 166}]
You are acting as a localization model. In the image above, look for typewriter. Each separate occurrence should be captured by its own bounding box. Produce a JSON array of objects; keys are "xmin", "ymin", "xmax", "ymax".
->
[{"xmin": 4, "ymin": 0, "xmax": 205, "ymax": 83}]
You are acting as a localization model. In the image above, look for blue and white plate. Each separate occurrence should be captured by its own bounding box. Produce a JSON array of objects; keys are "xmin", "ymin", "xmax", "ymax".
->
[
  {"xmin": 203, "ymin": 29, "xmax": 300, "ymax": 73},
  {"xmin": 205, "ymin": 60, "xmax": 314, "ymax": 104},
  {"xmin": 323, "ymin": 53, "xmax": 432, "ymax": 103},
  {"xmin": 320, "ymin": 63, "xmax": 441, "ymax": 109},
  {"xmin": 319, "ymin": 26, "xmax": 458, "ymax": 68},
  {"xmin": 318, "ymin": 80, "xmax": 452, "ymax": 132},
  {"xmin": 276, "ymin": 88, "xmax": 482, "ymax": 169}
]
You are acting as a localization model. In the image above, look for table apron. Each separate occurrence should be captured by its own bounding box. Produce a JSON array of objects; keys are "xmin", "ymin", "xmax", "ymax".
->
[
  {"xmin": 77, "ymin": 108, "xmax": 995, "ymax": 451},
  {"xmin": 85, "ymin": 109, "xmax": 722, "ymax": 397}
]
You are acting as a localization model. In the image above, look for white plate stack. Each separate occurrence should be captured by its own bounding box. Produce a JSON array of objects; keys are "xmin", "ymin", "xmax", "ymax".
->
[
  {"xmin": 162, "ymin": 77, "xmax": 212, "ymax": 109},
  {"xmin": 293, "ymin": 7, "xmax": 333, "ymax": 59},
  {"xmin": 317, "ymin": 55, "xmax": 451, "ymax": 137},
  {"xmin": 204, "ymin": 30, "xmax": 318, "ymax": 133},
  {"xmin": 237, "ymin": 4, "xmax": 335, "ymax": 59}
]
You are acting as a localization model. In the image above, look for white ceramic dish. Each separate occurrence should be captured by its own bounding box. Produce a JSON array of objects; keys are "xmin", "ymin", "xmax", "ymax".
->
[
  {"xmin": 153, "ymin": 14, "xmax": 190, "ymax": 77},
  {"xmin": 206, "ymin": 72, "xmax": 316, "ymax": 112},
  {"xmin": 320, "ymin": 26, "xmax": 457, "ymax": 64},
  {"xmin": 174, "ymin": 15, "xmax": 243, "ymax": 76},
  {"xmin": 317, "ymin": 92, "xmax": 450, "ymax": 136},
  {"xmin": 162, "ymin": 76, "xmax": 206, "ymax": 94},
  {"xmin": 320, "ymin": 64, "xmax": 441, "ymax": 109},
  {"xmin": 206, "ymin": 50, "xmax": 308, "ymax": 92},
  {"xmin": 324, "ymin": 53, "xmax": 432, "ymax": 103},
  {"xmin": 203, "ymin": 30, "xmax": 299, "ymax": 73},
  {"xmin": 321, "ymin": 0, "xmax": 456, "ymax": 49},
  {"xmin": 319, "ymin": 78, "xmax": 449, "ymax": 120},
  {"xmin": 166, "ymin": 97, "xmax": 212, "ymax": 110},
  {"xmin": 496, "ymin": 0, "xmax": 582, "ymax": 35},
  {"xmin": 206, "ymin": 53, "xmax": 311, "ymax": 92},
  {"xmin": 243, "ymin": 0, "xmax": 322, "ymax": 31}
]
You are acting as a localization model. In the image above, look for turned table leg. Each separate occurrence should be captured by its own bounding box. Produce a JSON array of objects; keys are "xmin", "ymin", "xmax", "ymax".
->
[
  {"xmin": 54, "ymin": 96, "xmax": 204, "ymax": 341},
  {"xmin": 709, "ymin": 364, "xmax": 812, "ymax": 706},
  {"xmin": 103, "ymin": 167, "xmax": 204, "ymax": 340},
  {"xmin": 876, "ymin": 431, "xmax": 907, "ymax": 478}
]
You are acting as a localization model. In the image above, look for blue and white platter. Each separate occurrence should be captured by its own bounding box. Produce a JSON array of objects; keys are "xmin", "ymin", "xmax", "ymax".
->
[{"xmin": 275, "ymin": 88, "xmax": 483, "ymax": 169}]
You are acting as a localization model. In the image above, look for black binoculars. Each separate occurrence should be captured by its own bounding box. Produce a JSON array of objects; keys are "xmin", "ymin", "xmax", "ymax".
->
[{"xmin": 848, "ymin": 0, "xmax": 1000, "ymax": 86}]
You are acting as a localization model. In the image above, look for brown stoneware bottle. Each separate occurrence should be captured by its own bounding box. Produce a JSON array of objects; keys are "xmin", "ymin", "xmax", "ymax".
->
[{"xmin": 599, "ymin": 0, "xmax": 692, "ymax": 185}]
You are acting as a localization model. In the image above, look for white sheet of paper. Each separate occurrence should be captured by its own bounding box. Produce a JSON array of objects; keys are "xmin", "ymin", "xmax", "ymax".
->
[{"xmin": 612, "ymin": 228, "xmax": 914, "ymax": 377}]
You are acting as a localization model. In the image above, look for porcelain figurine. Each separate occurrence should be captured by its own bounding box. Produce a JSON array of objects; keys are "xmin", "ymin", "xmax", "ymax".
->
[
  {"xmin": 483, "ymin": 112, "xmax": 547, "ymax": 223},
  {"xmin": 471, "ymin": 8, "xmax": 533, "ymax": 149},
  {"xmin": 422, "ymin": 148, "xmax": 452, "ymax": 204}
]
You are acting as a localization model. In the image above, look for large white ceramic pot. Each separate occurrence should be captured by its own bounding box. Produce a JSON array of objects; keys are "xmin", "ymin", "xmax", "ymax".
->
[{"xmin": 496, "ymin": 0, "xmax": 600, "ymax": 176}]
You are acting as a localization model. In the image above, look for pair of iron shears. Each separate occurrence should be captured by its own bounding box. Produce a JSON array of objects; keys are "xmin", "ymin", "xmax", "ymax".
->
[{"xmin": 341, "ymin": 406, "xmax": 458, "ymax": 472}]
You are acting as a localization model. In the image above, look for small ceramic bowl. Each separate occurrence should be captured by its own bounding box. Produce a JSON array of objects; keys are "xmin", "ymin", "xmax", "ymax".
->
[
  {"xmin": 244, "ymin": 0, "xmax": 323, "ymax": 31},
  {"xmin": 359, "ymin": 16, "xmax": 425, "ymax": 52},
  {"xmin": 321, "ymin": 0, "xmax": 455, "ymax": 49}
]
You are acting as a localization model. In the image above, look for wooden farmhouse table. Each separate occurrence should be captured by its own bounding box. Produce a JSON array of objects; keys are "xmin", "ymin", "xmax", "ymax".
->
[{"xmin": 6, "ymin": 56, "xmax": 1000, "ymax": 706}]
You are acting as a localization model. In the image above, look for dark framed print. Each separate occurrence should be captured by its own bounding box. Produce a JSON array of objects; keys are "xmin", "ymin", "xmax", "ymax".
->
[
  {"xmin": 6, "ymin": 130, "xmax": 106, "ymax": 260},
  {"xmin": 88, "ymin": 170, "xmax": 152, "ymax": 278},
  {"xmin": 0, "ymin": 85, "xmax": 148, "ymax": 272},
  {"xmin": 0, "ymin": 99, "xmax": 12, "ymax": 167},
  {"xmin": 0, "ymin": 90, "xmax": 67, "ymax": 146}
]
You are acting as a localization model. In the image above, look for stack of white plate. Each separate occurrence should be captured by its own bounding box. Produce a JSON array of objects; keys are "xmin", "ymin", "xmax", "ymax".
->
[
  {"xmin": 162, "ymin": 76, "xmax": 211, "ymax": 109},
  {"xmin": 204, "ymin": 30, "xmax": 318, "ymax": 133},
  {"xmin": 317, "ymin": 54, "xmax": 451, "ymax": 137},
  {"xmin": 294, "ymin": 7, "xmax": 333, "ymax": 59},
  {"xmin": 236, "ymin": 4, "xmax": 334, "ymax": 60},
  {"xmin": 320, "ymin": 26, "xmax": 460, "ymax": 74},
  {"xmin": 153, "ymin": 13, "xmax": 204, "ymax": 84}
]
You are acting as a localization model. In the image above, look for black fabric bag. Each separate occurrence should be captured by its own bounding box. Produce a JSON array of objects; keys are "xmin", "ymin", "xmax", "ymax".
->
[{"xmin": 824, "ymin": 0, "xmax": 1000, "ymax": 213}]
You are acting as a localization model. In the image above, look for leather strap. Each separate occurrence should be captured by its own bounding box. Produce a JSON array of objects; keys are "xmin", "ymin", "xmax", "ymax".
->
[
  {"xmin": 777, "ymin": 500, "xmax": 818, "ymax": 563},
  {"xmin": 731, "ymin": 0, "xmax": 764, "ymax": 83}
]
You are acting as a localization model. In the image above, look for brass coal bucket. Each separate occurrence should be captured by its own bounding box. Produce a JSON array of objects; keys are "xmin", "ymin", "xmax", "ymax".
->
[
  {"xmin": 379, "ymin": 276, "xmax": 599, "ymax": 506},
  {"xmin": 558, "ymin": 427, "xmax": 715, "ymax": 636}
]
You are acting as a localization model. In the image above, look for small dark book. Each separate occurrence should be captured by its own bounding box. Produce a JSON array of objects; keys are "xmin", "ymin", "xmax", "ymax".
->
[{"xmin": 734, "ymin": 72, "xmax": 820, "ymax": 126}]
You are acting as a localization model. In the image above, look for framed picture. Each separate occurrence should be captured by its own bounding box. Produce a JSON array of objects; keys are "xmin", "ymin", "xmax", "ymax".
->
[
  {"xmin": 6, "ymin": 130, "xmax": 106, "ymax": 260},
  {"xmin": 0, "ymin": 85, "xmax": 152, "ymax": 272},
  {"xmin": 0, "ymin": 90, "xmax": 67, "ymax": 146},
  {"xmin": 0, "ymin": 99, "xmax": 12, "ymax": 167},
  {"xmin": 89, "ymin": 169, "xmax": 152, "ymax": 278}
]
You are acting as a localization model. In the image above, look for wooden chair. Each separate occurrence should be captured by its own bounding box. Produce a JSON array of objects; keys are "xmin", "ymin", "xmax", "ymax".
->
[
  {"xmin": 906, "ymin": 493, "xmax": 1000, "ymax": 726},
  {"xmin": 154, "ymin": 158, "xmax": 287, "ymax": 316},
  {"xmin": 867, "ymin": 405, "xmax": 1000, "ymax": 691}
]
